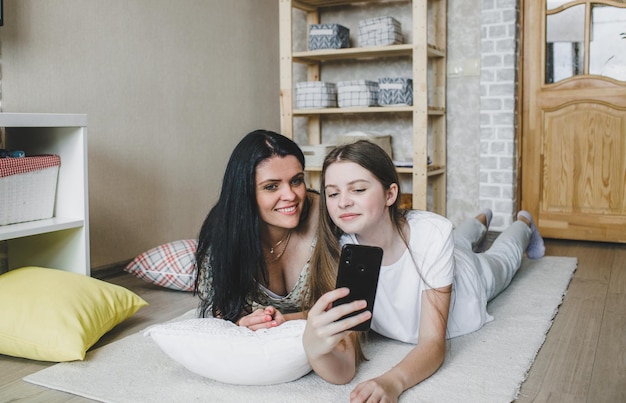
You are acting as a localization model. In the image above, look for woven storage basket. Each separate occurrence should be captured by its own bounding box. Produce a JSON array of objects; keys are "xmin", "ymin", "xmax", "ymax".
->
[{"xmin": 0, "ymin": 155, "xmax": 61, "ymax": 225}]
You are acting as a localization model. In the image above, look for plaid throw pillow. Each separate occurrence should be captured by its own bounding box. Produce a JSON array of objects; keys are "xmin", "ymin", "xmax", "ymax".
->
[{"xmin": 125, "ymin": 239, "xmax": 198, "ymax": 292}]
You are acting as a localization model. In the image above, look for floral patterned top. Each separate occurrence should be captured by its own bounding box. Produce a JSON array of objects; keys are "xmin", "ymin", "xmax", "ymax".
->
[{"xmin": 196, "ymin": 235, "xmax": 317, "ymax": 318}]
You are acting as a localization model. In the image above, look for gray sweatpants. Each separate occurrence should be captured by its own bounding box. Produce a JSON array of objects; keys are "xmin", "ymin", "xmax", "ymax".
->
[{"xmin": 454, "ymin": 217, "xmax": 532, "ymax": 301}]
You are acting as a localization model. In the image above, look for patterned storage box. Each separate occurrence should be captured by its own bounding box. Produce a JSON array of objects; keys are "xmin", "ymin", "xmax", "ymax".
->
[
  {"xmin": 308, "ymin": 24, "xmax": 350, "ymax": 50},
  {"xmin": 358, "ymin": 16, "xmax": 403, "ymax": 47},
  {"xmin": 295, "ymin": 81, "xmax": 337, "ymax": 109},
  {"xmin": 378, "ymin": 77, "xmax": 413, "ymax": 106},
  {"xmin": 300, "ymin": 144, "xmax": 336, "ymax": 167},
  {"xmin": 337, "ymin": 80, "xmax": 379, "ymax": 107},
  {"xmin": 0, "ymin": 154, "xmax": 61, "ymax": 225}
]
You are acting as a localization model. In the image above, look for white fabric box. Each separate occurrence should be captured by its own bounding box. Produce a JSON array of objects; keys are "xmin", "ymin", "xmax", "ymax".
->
[
  {"xmin": 308, "ymin": 24, "xmax": 350, "ymax": 50},
  {"xmin": 337, "ymin": 80, "xmax": 379, "ymax": 108},
  {"xmin": 300, "ymin": 144, "xmax": 335, "ymax": 167},
  {"xmin": 0, "ymin": 155, "xmax": 60, "ymax": 225},
  {"xmin": 295, "ymin": 81, "xmax": 337, "ymax": 109},
  {"xmin": 358, "ymin": 16, "xmax": 403, "ymax": 47},
  {"xmin": 378, "ymin": 77, "xmax": 413, "ymax": 106}
]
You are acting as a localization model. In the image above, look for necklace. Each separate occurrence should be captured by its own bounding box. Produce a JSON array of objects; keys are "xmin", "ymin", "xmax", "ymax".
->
[
  {"xmin": 266, "ymin": 230, "xmax": 292, "ymax": 262},
  {"xmin": 268, "ymin": 231, "xmax": 290, "ymax": 254}
]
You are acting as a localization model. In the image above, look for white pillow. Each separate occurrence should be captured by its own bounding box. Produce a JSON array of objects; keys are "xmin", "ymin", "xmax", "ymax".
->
[{"xmin": 144, "ymin": 318, "xmax": 311, "ymax": 385}]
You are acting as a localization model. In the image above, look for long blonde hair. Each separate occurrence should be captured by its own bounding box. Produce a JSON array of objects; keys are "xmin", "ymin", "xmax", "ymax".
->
[
  {"xmin": 306, "ymin": 140, "xmax": 453, "ymax": 356},
  {"xmin": 305, "ymin": 140, "xmax": 408, "ymax": 362}
]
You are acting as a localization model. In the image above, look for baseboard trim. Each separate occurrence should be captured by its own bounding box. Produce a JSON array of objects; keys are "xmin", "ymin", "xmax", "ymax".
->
[{"xmin": 92, "ymin": 259, "xmax": 132, "ymax": 280}]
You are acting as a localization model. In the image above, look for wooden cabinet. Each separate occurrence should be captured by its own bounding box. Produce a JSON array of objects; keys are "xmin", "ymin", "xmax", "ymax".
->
[
  {"xmin": 279, "ymin": 0, "xmax": 447, "ymax": 214},
  {"xmin": 0, "ymin": 113, "xmax": 90, "ymax": 275}
]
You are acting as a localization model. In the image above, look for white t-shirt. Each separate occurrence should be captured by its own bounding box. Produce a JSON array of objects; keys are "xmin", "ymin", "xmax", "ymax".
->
[{"xmin": 341, "ymin": 210, "xmax": 492, "ymax": 344}]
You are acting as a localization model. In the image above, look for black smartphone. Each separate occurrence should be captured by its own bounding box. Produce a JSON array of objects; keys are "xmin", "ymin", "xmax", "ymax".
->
[{"xmin": 332, "ymin": 243, "xmax": 383, "ymax": 331}]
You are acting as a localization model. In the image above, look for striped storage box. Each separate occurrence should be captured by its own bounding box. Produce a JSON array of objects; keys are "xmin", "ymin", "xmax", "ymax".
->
[
  {"xmin": 337, "ymin": 80, "xmax": 379, "ymax": 107},
  {"xmin": 308, "ymin": 23, "xmax": 350, "ymax": 50},
  {"xmin": 358, "ymin": 16, "xmax": 403, "ymax": 47},
  {"xmin": 378, "ymin": 77, "xmax": 413, "ymax": 106},
  {"xmin": 0, "ymin": 154, "xmax": 60, "ymax": 225},
  {"xmin": 295, "ymin": 81, "xmax": 337, "ymax": 109}
]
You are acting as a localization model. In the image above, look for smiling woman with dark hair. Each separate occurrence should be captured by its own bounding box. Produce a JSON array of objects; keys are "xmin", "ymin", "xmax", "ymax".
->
[{"xmin": 194, "ymin": 129, "xmax": 319, "ymax": 330}]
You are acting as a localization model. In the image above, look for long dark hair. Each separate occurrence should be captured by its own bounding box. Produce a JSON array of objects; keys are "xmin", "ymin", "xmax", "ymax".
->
[{"xmin": 195, "ymin": 129, "xmax": 309, "ymax": 321}]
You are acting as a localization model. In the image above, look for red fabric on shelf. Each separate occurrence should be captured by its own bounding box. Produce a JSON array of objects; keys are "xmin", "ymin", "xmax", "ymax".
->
[{"xmin": 0, "ymin": 155, "xmax": 61, "ymax": 178}]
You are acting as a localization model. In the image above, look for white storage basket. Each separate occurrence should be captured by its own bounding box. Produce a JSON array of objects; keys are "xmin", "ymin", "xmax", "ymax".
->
[
  {"xmin": 295, "ymin": 81, "xmax": 337, "ymax": 109},
  {"xmin": 0, "ymin": 155, "xmax": 61, "ymax": 225},
  {"xmin": 358, "ymin": 16, "xmax": 403, "ymax": 47},
  {"xmin": 337, "ymin": 80, "xmax": 379, "ymax": 108}
]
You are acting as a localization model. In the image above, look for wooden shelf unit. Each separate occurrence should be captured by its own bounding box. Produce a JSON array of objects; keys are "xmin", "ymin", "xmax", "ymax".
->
[{"xmin": 279, "ymin": 0, "xmax": 447, "ymax": 214}]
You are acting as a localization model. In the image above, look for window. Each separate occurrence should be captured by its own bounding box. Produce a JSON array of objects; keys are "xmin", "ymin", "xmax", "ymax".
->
[{"xmin": 545, "ymin": 1, "xmax": 626, "ymax": 83}]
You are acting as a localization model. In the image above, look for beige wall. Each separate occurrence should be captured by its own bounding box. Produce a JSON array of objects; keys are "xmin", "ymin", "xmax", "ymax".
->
[
  {"xmin": 0, "ymin": 0, "xmax": 280, "ymax": 270},
  {"xmin": 0, "ymin": 0, "xmax": 492, "ymax": 271}
]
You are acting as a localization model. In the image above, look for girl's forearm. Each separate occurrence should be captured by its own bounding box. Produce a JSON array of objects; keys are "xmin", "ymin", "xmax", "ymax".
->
[
  {"xmin": 386, "ymin": 340, "xmax": 446, "ymax": 395},
  {"xmin": 308, "ymin": 342, "xmax": 357, "ymax": 385}
]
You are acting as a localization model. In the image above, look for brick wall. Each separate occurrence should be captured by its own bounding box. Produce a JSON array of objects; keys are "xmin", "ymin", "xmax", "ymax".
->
[{"xmin": 479, "ymin": 0, "xmax": 519, "ymax": 230}]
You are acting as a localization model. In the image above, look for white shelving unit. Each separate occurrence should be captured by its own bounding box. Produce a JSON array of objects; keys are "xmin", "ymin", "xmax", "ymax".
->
[
  {"xmin": 279, "ymin": 0, "xmax": 447, "ymax": 214},
  {"xmin": 0, "ymin": 113, "xmax": 90, "ymax": 275}
]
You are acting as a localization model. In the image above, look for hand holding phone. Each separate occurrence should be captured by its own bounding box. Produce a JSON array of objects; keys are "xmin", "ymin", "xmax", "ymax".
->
[{"xmin": 332, "ymin": 244, "xmax": 383, "ymax": 331}]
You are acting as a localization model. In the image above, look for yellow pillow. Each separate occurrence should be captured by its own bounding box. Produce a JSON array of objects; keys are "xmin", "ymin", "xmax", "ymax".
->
[{"xmin": 0, "ymin": 266, "xmax": 148, "ymax": 362}]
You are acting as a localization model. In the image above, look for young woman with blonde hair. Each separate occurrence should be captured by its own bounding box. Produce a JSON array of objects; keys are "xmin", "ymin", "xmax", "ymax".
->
[{"xmin": 303, "ymin": 140, "xmax": 545, "ymax": 401}]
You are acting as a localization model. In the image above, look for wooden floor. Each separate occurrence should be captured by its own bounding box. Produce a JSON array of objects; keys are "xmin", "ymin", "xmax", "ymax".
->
[
  {"xmin": 516, "ymin": 239, "xmax": 625, "ymax": 403},
  {"xmin": 0, "ymin": 239, "xmax": 624, "ymax": 402}
]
